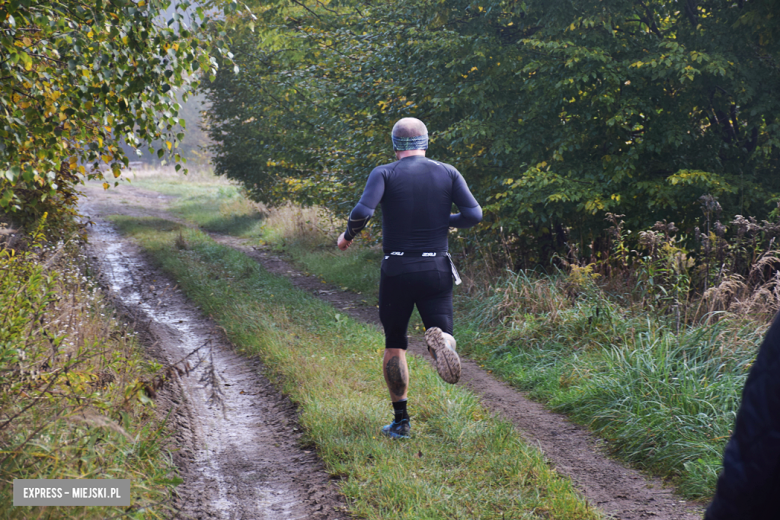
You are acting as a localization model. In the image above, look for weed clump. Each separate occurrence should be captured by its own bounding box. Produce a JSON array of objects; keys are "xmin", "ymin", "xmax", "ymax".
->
[{"xmin": 0, "ymin": 223, "xmax": 178, "ymax": 518}]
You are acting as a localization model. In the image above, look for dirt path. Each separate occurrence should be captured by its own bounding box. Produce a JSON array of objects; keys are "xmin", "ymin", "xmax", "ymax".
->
[
  {"xmin": 82, "ymin": 197, "xmax": 345, "ymax": 519},
  {"xmin": 83, "ymin": 183, "xmax": 706, "ymax": 520}
]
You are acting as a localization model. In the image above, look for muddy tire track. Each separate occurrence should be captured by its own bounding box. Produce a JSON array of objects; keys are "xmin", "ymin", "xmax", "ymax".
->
[
  {"xmin": 84, "ymin": 184, "xmax": 705, "ymax": 519},
  {"xmin": 82, "ymin": 206, "xmax": 345, "ymax": 520}
]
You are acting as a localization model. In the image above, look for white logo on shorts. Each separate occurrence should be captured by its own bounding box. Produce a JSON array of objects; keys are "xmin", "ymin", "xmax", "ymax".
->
[{"xmin": 422, "ymin": 252, "xmax": 436, "ymax": 257}]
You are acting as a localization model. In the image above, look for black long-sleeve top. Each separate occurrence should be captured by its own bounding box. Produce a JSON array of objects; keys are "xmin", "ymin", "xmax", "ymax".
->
[{"xmin": 343, "ymin": 155, "xmax": 482, "ymax": 252}]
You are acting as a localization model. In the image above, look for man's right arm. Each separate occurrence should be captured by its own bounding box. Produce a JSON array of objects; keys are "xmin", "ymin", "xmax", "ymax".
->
[{"xmin": 343, "ymin": 168, "xmax": 385, "ymax": 241}]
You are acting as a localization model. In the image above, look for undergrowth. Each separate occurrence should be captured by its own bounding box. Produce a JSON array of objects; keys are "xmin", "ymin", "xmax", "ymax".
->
[
  {"xmin": 455, "ymin": 270, "xmax": 762, "ymax": 498},
  {"xmin": 109, "ymin": 215, "xmax": 601, "ymax": 520},
  {"xmin": 0, "ymin": 221, "xmax": 179, "ymax": 519}
]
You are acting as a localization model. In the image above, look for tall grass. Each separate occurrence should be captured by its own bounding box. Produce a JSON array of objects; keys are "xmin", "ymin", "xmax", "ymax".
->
[
  {"xmin": 456, "ymin": 268, "xmax": 764, "ymax": 498},
  {"xmin": 0, "ymin": 224, "xmax": 179, "ymax": 519}
]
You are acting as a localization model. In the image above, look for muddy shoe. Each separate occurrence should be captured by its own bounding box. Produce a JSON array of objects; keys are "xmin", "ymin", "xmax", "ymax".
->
[
  {"xmin": 425, "ymin": 327, "xmax": 461, "ymax": 384},
  {"xmin": 381, "ymin": 418, "xmax": 411, "ymax": 439}
]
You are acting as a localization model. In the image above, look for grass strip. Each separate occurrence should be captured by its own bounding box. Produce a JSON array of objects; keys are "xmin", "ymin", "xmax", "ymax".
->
[
  {"xmin": 109, "ymin": 215, "xmax": 601, "ymax": 520},
  {"xmin": 126, "ymin": 176, "xmax": 383, "ymax": 296},
  {"xmin": 454, "ymin": 273, "xmax": 760, "ymax": 499}
]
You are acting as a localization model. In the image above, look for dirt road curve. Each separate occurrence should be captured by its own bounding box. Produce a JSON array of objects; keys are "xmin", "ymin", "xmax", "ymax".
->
[
  {"xmin": 83, "ymin": 184, "xmax": 706, "ymax": 520},
  {"xmin": 83, "ymin": 205, "xmax": 345, "ymax": 519}
]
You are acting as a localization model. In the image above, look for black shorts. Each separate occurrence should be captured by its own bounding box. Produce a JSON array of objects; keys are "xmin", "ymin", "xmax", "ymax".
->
[{"xmin": 379, "ymin": 256, "xmax": 453, "ymax": 350}]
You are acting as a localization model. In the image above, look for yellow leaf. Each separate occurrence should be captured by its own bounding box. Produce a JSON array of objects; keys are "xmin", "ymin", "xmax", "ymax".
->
[
  {"xmin": 97, "ymin": 137, "xmax": 103, "ymax": 147},
  {"xmin": 166, "ymin": 141, "xmax": 172, "ymax": 150},
  {"xmin": 87, "ymin": 31, "xmax": 94, "ymax": 39},
  {"xmin": 102, "ymin": 182, "xmax": 109, "ymax": 190}
]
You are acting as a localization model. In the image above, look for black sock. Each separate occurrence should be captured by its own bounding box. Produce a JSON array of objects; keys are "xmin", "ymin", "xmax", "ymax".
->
[{"xmin": 392, "ymin": 399, "xmax": 409, "ymax": 422}]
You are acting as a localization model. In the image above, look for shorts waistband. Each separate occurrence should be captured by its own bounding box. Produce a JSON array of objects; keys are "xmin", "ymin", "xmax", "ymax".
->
[{"xmin": 383, "ymin": 251, "xmax": 447, "ymax": 258}]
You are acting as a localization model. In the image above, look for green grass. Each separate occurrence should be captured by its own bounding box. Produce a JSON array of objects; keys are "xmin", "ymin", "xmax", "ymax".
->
[
  {"xmin": 109, "ymin": 215, "xmax": 601, "ymax": 520},
  {"xmin": 278, "ymin": 241, "xmax": 383, "ymax": 297},
  {"xmin": 454, "ymin": 272, "xmax": 761, "ymax": 499},
  {"xmin": 128, "ymin": 173, "xmax": 384, "ymax": 296},
  {"xmin": 131, "ymin": 174, "xmax": 267, "ymax": 238}
]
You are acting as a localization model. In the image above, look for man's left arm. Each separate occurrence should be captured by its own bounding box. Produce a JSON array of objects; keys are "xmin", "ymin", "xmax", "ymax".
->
[
  {"xmin": 338, "ymin": 168, "xmax": 385, "ymax": 250},
  {"xmin": 449, "ymin": 172, "xmax": 482, "ymax": 228}
]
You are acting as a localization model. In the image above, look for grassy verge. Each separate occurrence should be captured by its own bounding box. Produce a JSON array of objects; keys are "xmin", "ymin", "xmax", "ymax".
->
[
  {"xmin": 109, "ymin": 215, "xmax": 601, "ymax": 519},
  {"xmin": 0, "ymin": 229, "xmax": 179, "ymax": 519},
  {"xmin": 453, "ymin": 272, "xmax": 758, "ymax": 499}
]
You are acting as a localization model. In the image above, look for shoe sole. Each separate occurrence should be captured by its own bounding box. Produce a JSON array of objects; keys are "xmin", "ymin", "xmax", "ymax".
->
[{"xmin": 425, "ymin": 327, "xmax": 461, "ymax": 384}]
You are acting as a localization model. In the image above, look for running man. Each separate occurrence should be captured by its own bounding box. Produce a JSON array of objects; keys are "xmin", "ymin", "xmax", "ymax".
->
[{"xmin": 336, "ymin": 117, "xmax": 482, "ymax": 439}]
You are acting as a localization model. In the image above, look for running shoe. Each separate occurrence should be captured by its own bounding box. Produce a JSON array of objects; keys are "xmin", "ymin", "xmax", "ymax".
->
[
  {"xmin": 425, "ymin": 327, "xmax": 461, "ymax": 384},
  {"xmin": 381, "ymin": 418, "xmax": 411, "ymax": 439}
]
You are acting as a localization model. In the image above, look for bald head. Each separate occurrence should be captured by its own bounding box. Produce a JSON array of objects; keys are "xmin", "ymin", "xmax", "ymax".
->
[
  {"xmin": 392, "ymin": 118, "xmax": 428, "ymax": 138},
  {"xmin": 391, "ymin": 118, "xmax": 429, "ymax": 154}
]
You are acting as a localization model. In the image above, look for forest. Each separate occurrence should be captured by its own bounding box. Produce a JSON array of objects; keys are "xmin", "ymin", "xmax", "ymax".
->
[{"xmin": 202, "ymin": 0, "xmax": 780, "ymax": 272}]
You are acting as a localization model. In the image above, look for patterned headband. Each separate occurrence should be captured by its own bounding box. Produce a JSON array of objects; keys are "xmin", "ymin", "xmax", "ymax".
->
[{"xmin": 391, "ymin": 133, "xmax": 429, "ymax": 151}]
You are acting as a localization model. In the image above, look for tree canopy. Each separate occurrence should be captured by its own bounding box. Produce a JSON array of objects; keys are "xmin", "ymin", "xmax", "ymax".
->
[
  {"xmin": 0, "ymin": 0, "xmax": 237, "ymax": 223},
  {"xmin": 205, "ymin": 0, "xmax": 779, "ymax": 263}
]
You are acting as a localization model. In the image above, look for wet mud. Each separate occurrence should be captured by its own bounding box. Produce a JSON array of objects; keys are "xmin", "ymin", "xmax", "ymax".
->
[
  {"xmin": 83, "ymin": 183, "xmax": 706, "ymax": 519},
  {"xmin": 82, "ymin": 199, "xmax": 345, "ymax": 519}
]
